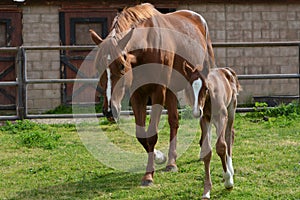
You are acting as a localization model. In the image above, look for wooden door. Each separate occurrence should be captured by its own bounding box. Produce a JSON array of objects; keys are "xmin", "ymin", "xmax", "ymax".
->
[
  {"xmin": 0, "ymin": 9, "xmax": 22, "ymax": 109},
  {"xmin": 59, "ymin": 9, "xmax": 117, "ymax": 104}
]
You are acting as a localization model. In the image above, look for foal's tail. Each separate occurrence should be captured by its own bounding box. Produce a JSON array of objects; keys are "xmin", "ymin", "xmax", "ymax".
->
[{"xmin": 224, "ymin": 67, "xmax": 242, "ymax": 95}]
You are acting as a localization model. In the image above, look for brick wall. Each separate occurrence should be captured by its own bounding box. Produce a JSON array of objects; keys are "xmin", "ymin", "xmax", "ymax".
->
[
  {"xmin": 22, "ymin": 5, "xmax": 61, "ymax": 113},
  {"xmin": 178, "ymin": 3, "xmax": 300, "ymax": 103}
]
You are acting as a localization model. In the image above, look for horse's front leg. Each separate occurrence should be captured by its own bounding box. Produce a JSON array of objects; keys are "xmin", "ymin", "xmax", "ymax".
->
[
  {"xmin": 200, "ymin": 115, "xmax": 212, "ymax": 199},
  {"xmin": 144, "ymin": 103, "xmax": 163, "ymax": 179},
  {"xmin": 165, "ymin": 90, "xmax": 179, "ymax": 172},
  {"xmin": 131, "ymin": 92, "xmax": 155, "ymax": 186},
  {"xmin": 136, "ymin": 87, "xmax": 166, "ymax": 185}
]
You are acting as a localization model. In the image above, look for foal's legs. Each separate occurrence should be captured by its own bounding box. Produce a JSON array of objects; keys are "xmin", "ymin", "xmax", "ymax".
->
[
  {"xmin": 165, "ymin": 90, "xmax": 179, "ymax": 172},
  {"xmin": 220, "ymin": 99, "xmax": 236, "ymax": 189},
  {"xmin": 225, "ymin": 100, "xmax": 236, "ymax": 178},
  {"xmin": 215, "ymin": 108, "xmax": 234, "ymax": 189},
  {"xmin": 200, "ymin": 114, "xmax": 212, "ymax": 199}
]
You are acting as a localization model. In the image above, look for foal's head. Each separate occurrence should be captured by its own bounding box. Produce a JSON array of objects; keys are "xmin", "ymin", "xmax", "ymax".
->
[{"xmin": 183, "ymin": 61, "xmax": 208, "ymax": 118}]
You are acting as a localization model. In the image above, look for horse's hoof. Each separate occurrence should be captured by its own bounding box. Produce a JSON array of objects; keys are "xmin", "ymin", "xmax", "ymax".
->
[
  {"xmin": 164, "ymin": 165, "xmax": 178, "ymax": 172},
  {"xmin": 226, "ymin": 186, "xmax": 234, "ymax": 191},
  {"xmin": 141, "ymin": 179, "xmax": 153, "ymax": 187},
  {"xmin": 223, "ymin": 171, "xmax": 234, "ymax": 190}
]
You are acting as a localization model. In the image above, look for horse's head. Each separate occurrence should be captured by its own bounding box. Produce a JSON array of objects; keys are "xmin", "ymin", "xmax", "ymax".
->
[
  {"xmin": 183, "ymin": 61, "xmax": 208, "ymax": 118},
  {"xmin": 90, "ymin": 29, "xmax": 136, "ymax": 121}
]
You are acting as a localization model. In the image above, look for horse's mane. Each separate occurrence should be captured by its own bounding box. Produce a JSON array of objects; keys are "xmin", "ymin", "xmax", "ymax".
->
[{"xmin": 111, "ymin": 3, "xmax": 160, "ymax": 33}]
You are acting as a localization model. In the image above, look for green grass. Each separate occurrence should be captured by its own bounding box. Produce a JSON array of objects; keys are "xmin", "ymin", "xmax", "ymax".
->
[
  {"xmin": 0, "ymin": 111, "xmax": 300, "ymax": 199},
  {"xmin": 44, "ymin": 103, "xmax": 104, "ymax": 114},
  {"xmin": 0, "ymin": 120, "xmax": 61, "ymax": 150}
]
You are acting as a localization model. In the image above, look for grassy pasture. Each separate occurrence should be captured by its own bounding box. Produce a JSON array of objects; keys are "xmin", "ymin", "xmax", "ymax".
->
[{"xmin": 0, "ymin": 110, "xmax": 300, "ymax": 199}]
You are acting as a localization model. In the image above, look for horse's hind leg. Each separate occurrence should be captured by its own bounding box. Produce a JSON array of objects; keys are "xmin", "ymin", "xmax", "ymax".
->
[
  {"xmin": 225, "ymin": 100, "xmax": 236, "ymax": 177},
  {"xmin": 215, "ymin": 110, "xmax": 234, "ymax": 190},
  {"xmin": 200, "ymin": 115, "xmax": 212, "ymax": 199}
]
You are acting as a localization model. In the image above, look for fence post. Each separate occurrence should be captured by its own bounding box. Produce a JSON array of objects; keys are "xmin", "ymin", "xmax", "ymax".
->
[
  {"xmin": 16, "ymin": 47, "xmax": 25, "ymax": 119},
  {"xmin": 16, "ymin": 47, "xmax": 26, "ymax": 120}
]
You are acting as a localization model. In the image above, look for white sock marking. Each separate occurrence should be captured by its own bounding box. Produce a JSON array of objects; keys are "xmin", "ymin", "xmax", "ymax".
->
[
  {"xmin": 202, "ymin": 191, "xmax": 210, "ymax": 199},
  {"xmin": 154, "ymin": 149, "xmax": 166, "ymax": 164},
  {"xmin": 223, "ymin": 155, "xmax": 234, "ymax": 189},
  {"xmin": 227, "ymin": 155, "xmax": 234, "ymax": 176}
]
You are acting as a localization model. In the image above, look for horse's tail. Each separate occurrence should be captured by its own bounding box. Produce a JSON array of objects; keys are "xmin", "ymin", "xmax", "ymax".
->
[
  {"xmin": 202, "ymin": 17, "xmax": 216, "ymax": 71},
  {"xmin": 223, "ymin": 67, "xmax": 242, "ymax": 95},
  {"xmin": 205, "ymin": 25, "xmax": 216, "ymax": 69}
]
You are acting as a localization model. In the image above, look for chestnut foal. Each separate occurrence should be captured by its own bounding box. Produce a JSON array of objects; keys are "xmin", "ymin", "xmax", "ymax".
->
[{"xmin": 199, "ymin": 67, "xmax": 241, "ymax": 199}]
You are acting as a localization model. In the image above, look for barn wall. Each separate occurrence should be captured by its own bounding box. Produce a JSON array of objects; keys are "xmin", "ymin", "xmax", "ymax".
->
[
  {"xmin": 22, "ymin": 5, "xmax": 61, "ymax": 113},
  {"xmin": 178, "ymin": 3, "xmax": 300, "ymax": 103}
]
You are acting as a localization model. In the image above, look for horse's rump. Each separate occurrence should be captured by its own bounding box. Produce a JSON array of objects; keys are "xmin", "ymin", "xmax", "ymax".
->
[{"xmin": 220, "ymin": 67, "xmax": 242, "ymax": 95}]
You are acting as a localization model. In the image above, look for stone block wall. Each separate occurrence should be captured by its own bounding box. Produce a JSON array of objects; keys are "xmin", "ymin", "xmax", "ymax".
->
[
  {"xmin": 178, "ymin": 3, "xmax": 300, "ymax": 103},
  {"xmin": 22, "ymin": 5, "xmax": 61, "ymax": 113}
]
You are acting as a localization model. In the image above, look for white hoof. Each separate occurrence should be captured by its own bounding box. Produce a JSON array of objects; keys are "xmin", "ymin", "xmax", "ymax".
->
[
  {"xmin": 223, "ymin": 170, "xmax": 234, "ymax": 189},
  {"xmin": 202, "ymin": 191, "xmax": 210, "ymax": 199},
  {"xmin": 154, "ymin": 149, "xmax": 166, "ymax": 164}
]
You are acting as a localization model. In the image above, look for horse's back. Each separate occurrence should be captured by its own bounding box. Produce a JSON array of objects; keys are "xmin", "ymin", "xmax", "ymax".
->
[
  {"xmin": 141, "ymin": 10, "xmax": 215, "ymax": 75},
  {"xmin": 168, "ymin": 10, "xmax": 215, "ymax": 69},
  {"xmin": 168, "ymin": 10, "xmax": 208, "ymax": 37}
]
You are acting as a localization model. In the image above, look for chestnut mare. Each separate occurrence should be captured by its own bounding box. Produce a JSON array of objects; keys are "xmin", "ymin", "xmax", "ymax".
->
[
  {"xmin": 88, "ymin": 3, "xmax": 240, "ymax": 199},
  {"xmin": 91, "ymin": 2, "xmax": 214, "ymax": 183},
  {"xmin": 198, "ymin": 67, "xmax": 241, "ymax": 199}
]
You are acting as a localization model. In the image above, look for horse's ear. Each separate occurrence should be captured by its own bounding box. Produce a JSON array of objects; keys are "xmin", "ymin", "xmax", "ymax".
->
[
  {"xmin": 89, "ymin": 29, "xmax": 103, "ymax": 45},
  {"xmin": 118, "ymin": 28, "xmax": 134, "ymax": 50}
]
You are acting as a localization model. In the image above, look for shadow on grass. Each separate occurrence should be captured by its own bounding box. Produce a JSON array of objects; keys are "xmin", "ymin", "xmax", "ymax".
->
[
  {"xmin": 8, "ymin": 158, "xmax": 231, "ymax": 200},
  {"xmin": 9, "ymin": 171, "xmax": 142, "ymax": 200}
]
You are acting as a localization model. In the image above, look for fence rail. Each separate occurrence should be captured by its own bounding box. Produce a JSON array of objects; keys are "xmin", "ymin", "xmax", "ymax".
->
[
  {"xmin": 213, "ymin": 41, "xmax": 300, "ymax": 48},
  {"xmin": 1, "ymin": 41, "xmax": 300, "ymax": 120}
]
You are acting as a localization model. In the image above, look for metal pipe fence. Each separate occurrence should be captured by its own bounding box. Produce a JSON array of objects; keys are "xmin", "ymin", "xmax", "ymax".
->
[{"xmin": 0, "ymin": 41, "xmax": 300, "ymax": 120}]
